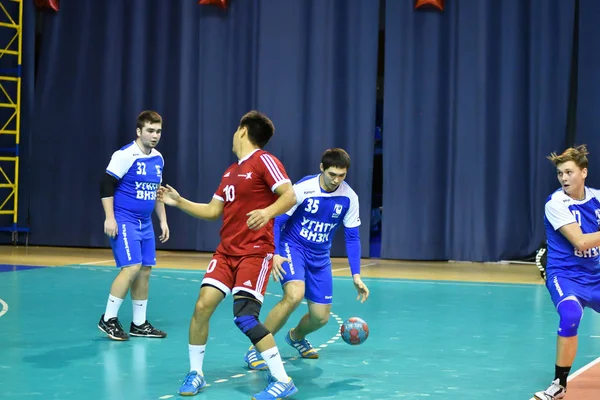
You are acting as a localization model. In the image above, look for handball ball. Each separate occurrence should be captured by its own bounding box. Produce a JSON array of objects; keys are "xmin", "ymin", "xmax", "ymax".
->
[{"xmin": 340, "ymin": 317, "xmax": 369, "ymax": 345}]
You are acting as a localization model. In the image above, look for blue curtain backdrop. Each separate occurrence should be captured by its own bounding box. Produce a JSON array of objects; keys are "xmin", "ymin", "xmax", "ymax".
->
[
  {"xmin": 26, "ymin": 0, "xmax": 379, "ymax": 257},
  {"xmin": 381, "ymin": 0, "xmax": 575, "ymax": 261},
  {"xmin": 575, "ymin": 0, "xmax": 600, "ymax": 188}
]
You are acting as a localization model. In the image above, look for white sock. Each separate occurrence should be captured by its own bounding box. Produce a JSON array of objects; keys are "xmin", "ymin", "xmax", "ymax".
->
[
  {"xmin": 261, "ymin": 346, "xmax": 289, "ymax": 382},
  {"xmin": 189, "ymin": 344, "xmax": 206, "ymax": 373},
  {"xmin": 132, "ymin": 299, "xmax": 148, "ymax": 326},
  {"xmin": 104, "ymin": 294, "xmax": 123, "ymax": 321}
]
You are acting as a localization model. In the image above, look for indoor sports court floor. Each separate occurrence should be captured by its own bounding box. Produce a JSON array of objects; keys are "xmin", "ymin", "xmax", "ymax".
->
[{"xmin": 1, "ymin": 246, "xmax": 599, "ymax": 400}]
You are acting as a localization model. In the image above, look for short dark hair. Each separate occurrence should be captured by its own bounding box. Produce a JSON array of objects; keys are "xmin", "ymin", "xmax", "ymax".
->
[
  {"xmin": 321, "ymin": 148, "xmax": 351, "ymax": 170},
  {"xmin": 137, "ymin": 110, "xmax": 162, "ymax": 130},
  {"xmin": 239, "ymin": 111, "xmax": 275, "ymax": 148}
]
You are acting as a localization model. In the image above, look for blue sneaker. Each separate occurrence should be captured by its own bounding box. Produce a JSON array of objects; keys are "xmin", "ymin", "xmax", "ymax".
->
[
  {"xmin": 251, "ymin": 377, "xmax": 298, "ymax": 400},
  {"xmin": 285, "ymin": 329, "xmax": 319, "ymax": 359},
  {"xmin": 244, "ymin": 346, "xmax": 268, "ymax": 370},
  {"xmin": 178, "ymin": 370, "xmax": 206, "ymax": 396}
]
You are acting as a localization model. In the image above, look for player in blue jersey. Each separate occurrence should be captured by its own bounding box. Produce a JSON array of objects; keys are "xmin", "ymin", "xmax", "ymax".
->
[
  {"xmin": 243, "ymin": 148, "xmax": 370, "ymax": 370},
  {"xmin": 97, "ymin": 110, "xmax": 170, "ymax": 341},
  {"xmin": 534, "ymin": 145, "xmax": 600, "ymax": 400}
]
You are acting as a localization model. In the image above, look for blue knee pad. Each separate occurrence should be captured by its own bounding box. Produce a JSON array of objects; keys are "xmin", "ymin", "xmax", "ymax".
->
[
  {"xmin": 233, "ymin": 297, "xmax": 270, "ymax": 345},
  {"xmin": 557, "ymin": 297, "xmax": 583, "ymax": 337}
]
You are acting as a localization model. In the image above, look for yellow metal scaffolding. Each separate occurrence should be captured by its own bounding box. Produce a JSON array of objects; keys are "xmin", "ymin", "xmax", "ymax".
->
[{"xmin": 0, "ymin": 0, "xmax": 28, "ymax": 244}]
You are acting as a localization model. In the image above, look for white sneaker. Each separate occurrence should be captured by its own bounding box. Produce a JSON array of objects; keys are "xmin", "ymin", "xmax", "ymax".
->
[{"xmin": 534, "ymin": 379, "xmax": 566, "ymax": 399}]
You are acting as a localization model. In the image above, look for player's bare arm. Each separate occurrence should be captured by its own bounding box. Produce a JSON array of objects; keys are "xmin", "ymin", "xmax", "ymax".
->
[
  {"xmin": 157, "ymin": 184, "xmax": 224, "ymax": 221},
  {"xmin": 154, "ymin": 201, "xmax": 170, "ymax": 243},
  {"xmin": 246, "ymin": 182, "xmax": 296, "ymax": 230},
  {"xmin": 101, "ymin": 197, "xmax": 118, "ymax": 238},
  {"xmin": 559, "ymin": 222, "xmax": 600, "ymax": 251}
]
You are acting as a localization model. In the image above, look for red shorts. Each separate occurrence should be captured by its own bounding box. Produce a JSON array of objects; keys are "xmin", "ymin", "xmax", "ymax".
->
[{"xmin": 201, "ymin": 251, "xmax": 273, "ymax": 302}]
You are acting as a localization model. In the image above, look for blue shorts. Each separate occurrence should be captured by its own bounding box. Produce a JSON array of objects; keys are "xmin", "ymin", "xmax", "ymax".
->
[
  {"xmin": 279, "ymin": 241, "xmax": 332, "ymax": 304},
  {"xmin": 110, "ymin": 217, "xmax": 156, "ymax": 268},
  {"xmin": 546, "ymin": 274, "xmax": 600, "ymax": 313}
]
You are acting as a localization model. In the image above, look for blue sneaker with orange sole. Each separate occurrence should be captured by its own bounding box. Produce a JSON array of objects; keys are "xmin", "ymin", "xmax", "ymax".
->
[
  {"xmin": 285, "ymin": 329, "xmax": 319, "ymax": 359},
  {"xmin": 178, "ymin": 370, "xmax": 206, "ymax": 396},
  {"xmin": 244, "ymin": 346, "xmax": 268, "ymax": 370},
  {"xmin": 252, "ymin": 375, "xmax": 298, "ymax": 400}
]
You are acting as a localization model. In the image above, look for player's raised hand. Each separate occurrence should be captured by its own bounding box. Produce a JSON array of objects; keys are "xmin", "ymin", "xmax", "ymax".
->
[
  {"xmin": 104, "ymin": 217, "xmax": 118, "ymax": 239},
  {"xmin": 271, "ymin": 254, "xmax": 289, "ymax": 282},
  {"xmin": 157, "ymin": 184, "xmax": 180, "ymax": 206},
  {"xmin": 353, "ymin": 275, "xmax": 370, "ymax": 303},
  {"xmin": 246, "ymin": 209, "xmax": 270, "ymax": 230}
]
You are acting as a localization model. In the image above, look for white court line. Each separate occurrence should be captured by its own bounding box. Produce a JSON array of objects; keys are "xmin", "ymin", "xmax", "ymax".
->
[
  {"xmin": 147, "ymin": 268, "xmax": 538, "ymax": 288},
  {"xmin": 0, "ymin": 298, "xmax": 8, "ymax": 318},
  {"xmin": 147, "ymin": 262, "xmax": 378, "ymax": 275},
  {"xmin": 147, "ymin": 263, "xmax": 378, "ymax": 275},
  {"xmin": 80, "ymin": 259, "xmax": 114, "ymax": 266},
  {"xmin": 567, "ymin": 357, "xmax": 600, "ymax": 381},
  {"xmin": 147, "ymin": 268, "xmax": 537, "ymax": 288},
  {"xmin": 152, "ymin": 269, "xmax": 205, "ymax": 274},
  {"xmin": 528, "ymin": 357, "xmax": 600, "ymax": 399},
  {"xmin": 77, "ymin": 261, "xmax": 377, "ymax": 271},
  {"xmin": 331, "ymin": 262, "xmax": 377, "ymax": 272},
  {"xmin": 352, "ymin": 278, "xmax": 539, "ymax": 288}
]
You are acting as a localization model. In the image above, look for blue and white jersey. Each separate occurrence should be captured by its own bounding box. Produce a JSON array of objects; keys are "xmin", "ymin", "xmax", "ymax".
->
[
  {"xmin": 106, "ymin": 141, "xmax": 164, "ymax": 221},
  {"xmin": 281, "ymin": 174, "xmax": 360, "ymax": 254},
  {"xmin": 544, "ymin": 187, "xmax": 600, "ymax": 278}
]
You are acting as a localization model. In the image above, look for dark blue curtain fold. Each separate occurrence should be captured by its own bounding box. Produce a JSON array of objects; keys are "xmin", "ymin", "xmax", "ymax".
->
[
  {"xmin": 575, "ymin": 0, "xmax": 600, "ymax": 188},
  {"xmin": 27, "ymin": 0, "xmax": 378, "ymax": 257},
  {"xmin": 381, "ymin": 0, "xmax": 575, "ymax": 261}
]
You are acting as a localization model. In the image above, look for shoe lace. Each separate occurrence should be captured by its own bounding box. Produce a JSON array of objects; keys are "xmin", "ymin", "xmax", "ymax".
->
[
  {"xmin": 108, "ymin": 318, "xmax": 124, "ymax": 332},
  {"xmin": 184, "ymin": 372, "xmax": 198, "ymax": 385},
  {"xmin": 141, "ymin": 322, "xmax": 153, "ymax": 332},
  {"xmin": 294, "ymin": 337, "xmax": 313, "ymax": 353},
  {"xmin": 265, "ymin": 380, "xmax": 286, "ymax": 395},
  {"xmin": 545, "ymin": 381, "xmax": 564, "ymax": 396}
]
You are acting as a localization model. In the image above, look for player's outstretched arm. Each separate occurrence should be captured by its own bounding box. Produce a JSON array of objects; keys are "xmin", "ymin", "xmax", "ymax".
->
[
  {"xmin": 560, "ymin": 222, "xmax": 600, "ymax": 251},
  {"xmin": 157, "ymin": 185, "xmax": 223, "ymax": 221},
  {"xmin": 247, "ymin": 182, "xmax": 296, "ymax": 230}
]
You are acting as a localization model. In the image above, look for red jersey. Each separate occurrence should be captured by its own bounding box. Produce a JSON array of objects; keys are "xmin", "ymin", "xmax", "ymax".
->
[{"xmin": 213, "ymin": 149, "xmax": 290, "ymax": 256}]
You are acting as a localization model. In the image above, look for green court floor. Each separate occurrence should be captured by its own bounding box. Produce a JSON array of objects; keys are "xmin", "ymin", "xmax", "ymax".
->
[{"xmin": 1, "ymin": 264, "xmax": 600, "ymax": 399}]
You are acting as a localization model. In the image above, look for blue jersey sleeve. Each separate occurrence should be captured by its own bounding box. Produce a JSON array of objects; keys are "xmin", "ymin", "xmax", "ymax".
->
[
  {"xmin": 344, "ymin": 226, "xmax": 361, "ymax": 275},
  {"xmin": 274, "ymin": 213, "xmax": 290, "ymax": 255}
]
